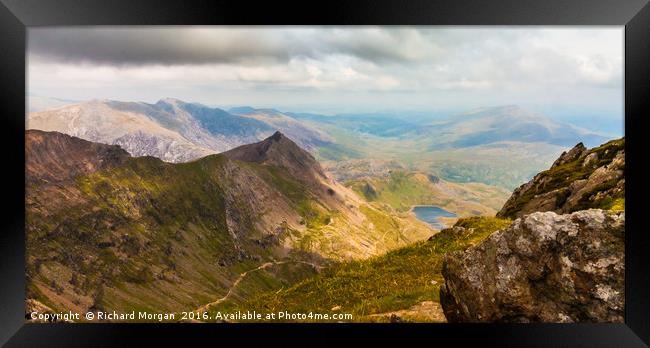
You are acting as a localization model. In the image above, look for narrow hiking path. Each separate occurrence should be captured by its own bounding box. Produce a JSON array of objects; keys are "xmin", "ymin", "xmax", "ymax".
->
[{"xmin": 194, "ymin": 260, "xmax": 322, "ymax": 314}]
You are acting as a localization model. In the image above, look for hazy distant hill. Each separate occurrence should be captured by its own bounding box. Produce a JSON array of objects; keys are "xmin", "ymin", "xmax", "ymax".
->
[
  {"xmin": 287, "ymin": 111, "xmax": 423, "ymax": 139},
  {"xmin": 425, "ymin": 105, "xmax": 610, "ymax": 149},
  {"xmin": 228, "ymin": 107, "xmax": 332, "ymax": 149},
  {"xmin": 293, "ymin": 105, "xmax": 613, "ymax": 189},
  {"xmin": 28, "ymin": 99, "xmax": 616, "ymax": 190}
]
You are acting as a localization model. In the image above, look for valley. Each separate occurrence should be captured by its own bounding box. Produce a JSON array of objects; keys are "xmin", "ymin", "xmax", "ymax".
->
[{"xmin": 25, "ymin": 98, "xmax": 623, "ymax": 323}]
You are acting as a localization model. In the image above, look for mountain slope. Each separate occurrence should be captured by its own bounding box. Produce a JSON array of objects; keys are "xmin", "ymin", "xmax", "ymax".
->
[
  {"xmin": 26, "ymin": 130, "xmax": 431, "ymax": 318},
  {"xmin": 27, "ymin": 100, "xmax": 217, "ymax": 162},
  {"xmin": 212, "ymin": 216, "xmax": 511, "ymax": 322},
  {"xmin": 222, "ymin": 131, "xmax": 433, "ymax": 257},
  {"xmin": 26, "ymin": 130, "xmax": 129, "ymax": 185}
]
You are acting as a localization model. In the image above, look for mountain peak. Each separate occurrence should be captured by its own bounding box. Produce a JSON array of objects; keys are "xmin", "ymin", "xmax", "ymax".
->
[
  {"xmin": 223, "ymin": 131, "xmax": 300, "ymax": 163},
  {"xmin": 269, "ymin": 130, "xmax": 284, "ymax": 141},
  {"xmin": 222, "ymin": 131, "xmax": 327, "ymax": 183},
  {"xmin": 158, "ymin": 97, "xmax": 182, "ymax": 103}
]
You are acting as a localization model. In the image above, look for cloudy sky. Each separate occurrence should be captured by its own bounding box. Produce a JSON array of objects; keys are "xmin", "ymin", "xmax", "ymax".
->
[{"xmin": 28, "ymin": 26, "xmax": 623, "ymax": 132}]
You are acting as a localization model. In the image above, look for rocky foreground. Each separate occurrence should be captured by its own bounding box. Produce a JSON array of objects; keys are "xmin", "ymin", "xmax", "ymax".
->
[
  {"xmin": 441, "ymin": 138, "xmax": 625, "ymax": 323},
  {"xmin": 440, "ymin": 209, "xmax": 624, "ymax": 323}
]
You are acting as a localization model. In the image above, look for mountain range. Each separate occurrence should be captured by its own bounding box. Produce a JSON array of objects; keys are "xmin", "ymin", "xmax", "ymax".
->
[
  {"xmin": 27, "ymin": 98, "xmax": 331, "ymax": 163},
  {"xmin": 25, "ymin": 129, "xmax": 435, "ymax": 315},
  {"xmin": 424, "ymin": 105, "xmax": 610, "ymax": 149},
  {"xmin": 24, "ymin": 122, "xmax": 624, "ymax": 323},
  {"xmin": 286, "ymin": 105, "xmax": 611, "ymax": 189},
  {"xmin": 28, "ymin": 100, "xmax": 610, "ymax": 158}
]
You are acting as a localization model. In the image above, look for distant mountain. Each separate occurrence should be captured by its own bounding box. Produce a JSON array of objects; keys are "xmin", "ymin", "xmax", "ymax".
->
[
  {"xmin": 228, "ymin": 107, "xmax": 332, "ymax": 149},
  {"xmin": 26, "ymin": 130, "xmax": 431, "ymax": 318},
  {"xmin": 286, "ymin": 105, "xmax": 609, "ymax": 148},
  {"xmin": 228, "ymin": 106, "xmax": 257, "ymax": 114},
  {"xmin": 288, "ymin": 111, "xmax": 422, "ymax": 139},
  {"xmin": 27, "ymin": 99, "xmax": 331, "ymax": 163},
  {"xmin": 425, "ymin": 105, "xmax": 610, "ymax": 149}
]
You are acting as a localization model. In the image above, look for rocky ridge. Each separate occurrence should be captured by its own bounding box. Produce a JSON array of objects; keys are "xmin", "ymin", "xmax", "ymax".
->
[
  {"xmin": 497, "ymin": 138, "xmax": 624, "ymax": 219},
  {"xmin": 26, "ymin": 130, "xmax": 432, "ymax": 318}
]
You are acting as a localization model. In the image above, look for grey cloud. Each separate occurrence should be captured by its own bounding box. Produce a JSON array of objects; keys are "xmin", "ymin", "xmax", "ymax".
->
[
  {"xmin": 29, "ymin": 27, "xmax": 293, "ymax": 66},
  {"xmin": 29, "ymin": 27, "xmax": 437, "ymax": 66},
  {"xmin": 27, "ymin": 27, "xmax": 623, "ymax": 120}
]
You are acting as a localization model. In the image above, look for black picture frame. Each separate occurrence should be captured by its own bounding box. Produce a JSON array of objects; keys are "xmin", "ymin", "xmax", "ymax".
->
[{"xmin": 1, "ymin": 0, "xmax": 648, "ymax": 346}]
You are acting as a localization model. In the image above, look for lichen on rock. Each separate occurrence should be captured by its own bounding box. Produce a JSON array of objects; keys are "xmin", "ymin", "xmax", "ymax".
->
[{"xmin": 440, "ymin": 209, "xmax": 624, "ymax": 323}]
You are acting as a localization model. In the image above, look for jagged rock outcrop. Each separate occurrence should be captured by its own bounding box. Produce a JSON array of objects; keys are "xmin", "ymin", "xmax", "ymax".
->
[
  {"xmin": 497, "ymin": 138, "xmax": 624, "ymax": 219},
  {"xmin": 440, "ymin": 209, "xmax": 624, "ymax": 323}
]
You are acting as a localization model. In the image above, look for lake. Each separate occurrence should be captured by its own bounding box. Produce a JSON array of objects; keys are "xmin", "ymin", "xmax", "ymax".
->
[{"xmin": 412, "ymin": 205, "xmax": 457, "ymax": 229}]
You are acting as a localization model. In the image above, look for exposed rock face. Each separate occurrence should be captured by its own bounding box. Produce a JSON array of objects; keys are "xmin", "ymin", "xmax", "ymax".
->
[
  {"xmin": 497, "ymin": 138, "xmax": 624, "ymax": 219},
  {"xmin": 440, "ymin": 209, "xmax": 624, "ymax": 323},
  {"xmin": 26, "ymin": 129, "xmax": 130, "ymax": 185}
]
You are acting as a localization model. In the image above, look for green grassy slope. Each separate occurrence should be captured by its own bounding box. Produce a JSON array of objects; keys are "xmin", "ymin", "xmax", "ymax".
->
[
  {"xmin": 27, "ymin": 141, "xmax": 434, "ymax": 318},
  {"xmin": 345, "ymin": 170, "xmax": 509, "ymax": 218},
  {"xmin": 26, "ymin": 154, "xmax": 324, "ymax": 315},
  {"xmin": 215, "ymin": 216, "xmax": 511, "ymax": 322}
]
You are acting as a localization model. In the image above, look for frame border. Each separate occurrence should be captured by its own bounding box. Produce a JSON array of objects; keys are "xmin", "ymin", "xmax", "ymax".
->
[{"xmin": 1, "ymin": 0, "xmax": 648, "ymax": 346}]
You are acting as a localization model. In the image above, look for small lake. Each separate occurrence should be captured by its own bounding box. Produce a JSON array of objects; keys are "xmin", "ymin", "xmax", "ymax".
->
[{"xmin": 412, "ymin": 205, "xmax": 457, "ymax": 230}]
